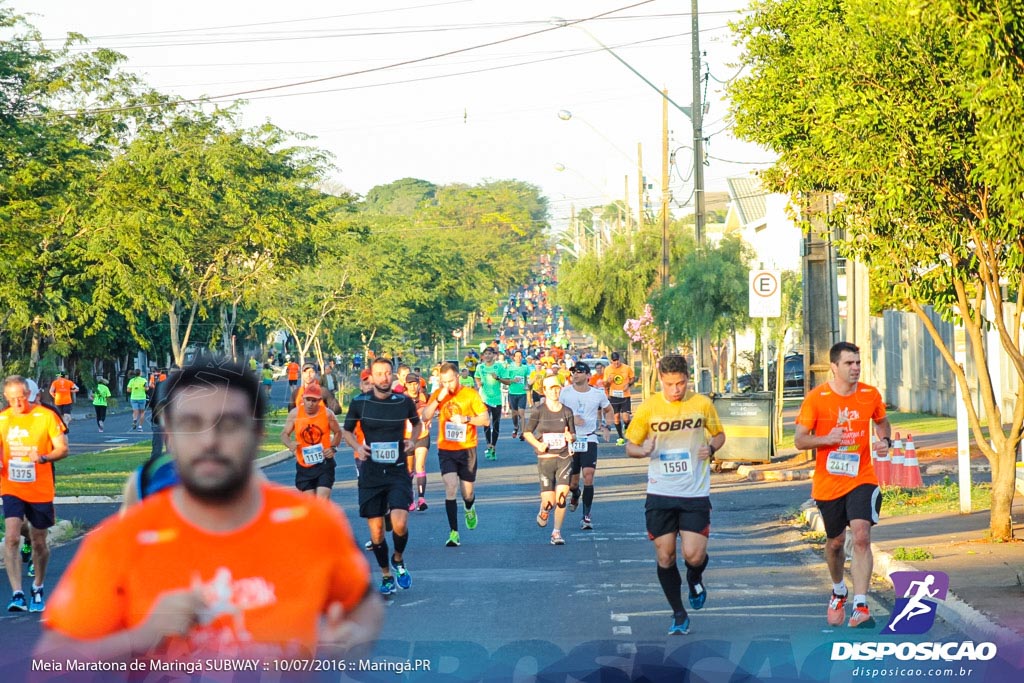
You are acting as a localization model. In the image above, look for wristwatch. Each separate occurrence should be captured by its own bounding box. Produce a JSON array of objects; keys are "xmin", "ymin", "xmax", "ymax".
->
[
  {"xmin": 38, "ymin": 455, "xmax": 49, "ymax": 464},
  {"xmin": 883, "ymin": 437, "xmax": 893, "ymax": 449},
  {"xmin": 707, "ymin": 444, "xmax": 717, "ymax": 458}
]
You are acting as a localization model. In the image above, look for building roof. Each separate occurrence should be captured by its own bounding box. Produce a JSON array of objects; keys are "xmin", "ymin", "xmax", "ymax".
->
[{"xmin": 726, "ymin": 176, "xmax": 767, "ymax": 227}]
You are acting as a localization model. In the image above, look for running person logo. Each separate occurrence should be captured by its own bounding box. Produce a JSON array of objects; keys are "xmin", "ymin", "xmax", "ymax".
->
[
  {"xmin": 883, "ymin": 571, "xmax": 949, "ymax": 635},
  {"xmin": 300, "ymin": 424, "xmax": 325, "ymax": 444}
]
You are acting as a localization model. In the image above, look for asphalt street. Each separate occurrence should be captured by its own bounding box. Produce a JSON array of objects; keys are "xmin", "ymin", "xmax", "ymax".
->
[{"xmin": 1, "ymin": 398, "xmax": 983, "ymax": 682}]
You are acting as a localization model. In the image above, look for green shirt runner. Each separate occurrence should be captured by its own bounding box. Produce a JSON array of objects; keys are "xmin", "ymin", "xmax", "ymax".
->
[
  {"xmin": 505, "ymin": 362, "xmax": 531, "ymax": 396},
  {"xmin": 92, "ymin": 383, "xmax": 111, "ymax": 407},
  {"xmin": 126, "ymin": 376, "xmax": 148, "ymax": 401},
  {"xmin": 474, "ymin": 361, "xmax": 506, "ymax": 406}
]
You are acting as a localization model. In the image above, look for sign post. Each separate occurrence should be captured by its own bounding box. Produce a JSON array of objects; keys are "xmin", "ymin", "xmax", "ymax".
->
[{"xmin": 749, "ymin": 270, "xmax": 781, "ymax": 390}]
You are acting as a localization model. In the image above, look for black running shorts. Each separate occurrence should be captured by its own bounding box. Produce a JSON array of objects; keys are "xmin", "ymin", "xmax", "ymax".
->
[
  {"xmin": 815, "ymin": 484, "xmax": 882, "ymax": 539},
  {"xmin": 644, "ymin": 494, "xmax": 712, "ymax": 539},
  {"xmin": 571, "ymin": 441, "xmax": 598, "ymax": 474},
  {"xmin": 294, "ymin": 458, "xmax": 336, "ymax": 492},
  {"xmin": 438, "ymin": 447, "xmax": 478, "ymax": 482}
]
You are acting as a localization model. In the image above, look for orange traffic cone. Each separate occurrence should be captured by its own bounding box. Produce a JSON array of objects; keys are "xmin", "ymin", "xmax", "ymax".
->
[
  {"xmin": 874, "ymin": 436, "xmax": 893, "ymax": 486},
  {"xmin": 902, "ymin": 433, "xmax": 924, "ymax": 488},
  {"xmin": 890, "ymin": 432, "xmax": 905, "ymax": 487}
]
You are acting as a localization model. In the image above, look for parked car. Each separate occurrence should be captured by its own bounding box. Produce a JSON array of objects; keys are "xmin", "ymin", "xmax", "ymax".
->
[{"xmin": 726, "ymin": 353, "xmax": 805, "ymax": 396}]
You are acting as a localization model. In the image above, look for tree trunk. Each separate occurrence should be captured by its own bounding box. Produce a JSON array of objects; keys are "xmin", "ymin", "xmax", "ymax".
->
[
  {"xmin": 988, "ymin": 445, "xmax": 1016, "ymax": 541},
  {"xmin": 220, "ymin": 302, "xmax": 238, "ymax": 357},
  {"xmin": 30, "ymin": 316, "xmax": 42, "ymax": 369}
]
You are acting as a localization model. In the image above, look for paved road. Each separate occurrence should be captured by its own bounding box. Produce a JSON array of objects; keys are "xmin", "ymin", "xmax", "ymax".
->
[{"xmin": 4, "ymin": 410, "xmax": 1005, "ymax": 682}]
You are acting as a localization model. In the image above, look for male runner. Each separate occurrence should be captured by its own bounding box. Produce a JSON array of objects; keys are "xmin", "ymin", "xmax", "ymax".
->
[
  {"xmin": 474, "ymin": 347, "xmax": 506, "ymax": 460},
  {"xmin": 126, "ymin": 369, "xmax": 148, "ymax": 431},
  {"xmin": 559, "ymin": 362, "xmax": 613, "ymax": 530},
  {"xmin": 47, "ymin": 371, "xmax": 78, "ymax": 426},
  {"xmin": 421, "ymin": 363, "xmax": 489, "ymax": 547},
  {"xmin": 403, "ymin": 373, "xmax": 430, "ymax": 512},
  {"xmin": 281, "ymin": 383, "xmax": 343, "ymax": 500},
  {"xmin": 794, "ymin": 341, "xmax": 890, "ymax": 629},
  {"xmin": 38, "ymin": 358, "xmax": 381, "ymax": 661},
  {"xmin": 342, "ymin": 358, "xmax": 420, "ymax": 594},
  {"xmin": 2, "ymin": 376, "xmax": 69, "ymax": 612},
  {"xmin": 500, "ymin": 349, "xmax": 531, "ymax": 440},
  {"xmin": 625, "ymin": 355, "xmax": 725, "ymax": 635},
  {"xmin": 604, "ymin": 352, "xmax": 635, "ymax": 445}
]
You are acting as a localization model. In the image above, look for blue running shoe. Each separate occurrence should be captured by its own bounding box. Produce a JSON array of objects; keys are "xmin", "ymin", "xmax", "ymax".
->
[
  {"xmin": 391, "ymin": 559, "xmax": 412, "ymax": 590},
  {"xmin": 689, "ymin": 582, "xmax": 707, "ymax": 610},
  {"xmin": 379, "ymin": 576, "xmax": 397, "ymax": 596},
  {"xmin": 29, "ymin": 587, "xmax": 44, "ymax": 613},
  {"xmin": 7, "ymin": 592, "xmax": 27, "ymax": 612},
  {"xmin": 27, "ymin": 562, "xmax": 34, "ymax": 578},
  {"xmin": 668, "ymin": 612, "xmax": 690, "ymax": 635}
]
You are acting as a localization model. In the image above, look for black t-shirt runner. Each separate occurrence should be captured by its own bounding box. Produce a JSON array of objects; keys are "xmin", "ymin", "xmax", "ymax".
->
[
  {"xmin": 525, "ymin": 403, "xmax": 576, "ymax": 457},
  {"xmin": 344, "ymin": 392, "xmax": 420, "ymax": 487}
]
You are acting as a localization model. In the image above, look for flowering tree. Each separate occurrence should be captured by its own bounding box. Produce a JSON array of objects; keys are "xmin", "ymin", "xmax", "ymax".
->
[{"xmin": 624, "ymin": 304, "xmax": 661, "ymax": 399}]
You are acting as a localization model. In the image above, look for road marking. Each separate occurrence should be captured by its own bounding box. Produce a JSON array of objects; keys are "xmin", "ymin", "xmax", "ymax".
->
[
  {"xmin": 612, "ymin": 626, "xmax": 632, "ymax": 635},
  {"xmin": 617, "ymin": 643, "xmax": 637, "ymax": 655},
  {"xmin": 610, "ymin": 613, "xmax": 629, "ymax": 622},
  {"xmin": 104, "ymin": 439, "xmax": 129, "ymax": 443}
]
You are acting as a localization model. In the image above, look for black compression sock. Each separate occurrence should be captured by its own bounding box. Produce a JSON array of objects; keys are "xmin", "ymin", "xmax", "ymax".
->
[
  {"xmin": 582, "ymin": 485, "xmax": 595, "ymax": 515},
  {"xmin": 656, "ymin": 564, "xmax": 686, "ymax": 614},
  {"xmin": 446, "ymin": 499, "xmax": 458, "ymax": 531}
]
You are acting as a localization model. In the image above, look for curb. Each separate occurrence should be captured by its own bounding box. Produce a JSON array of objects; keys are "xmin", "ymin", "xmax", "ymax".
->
[
  {"xmin": 799, "ymin": 504, "xmax": 1019, "ymax": 650},
  {"xmin": 52, "ymin": 449, "xmax": 294, "ymax": 505},
  {"xmin": 737, "ymin": 465, "xmax": 813, "ymax": 481}
]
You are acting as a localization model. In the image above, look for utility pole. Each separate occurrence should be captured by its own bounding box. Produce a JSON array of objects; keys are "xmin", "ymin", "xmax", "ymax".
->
[
  {"xmin": 661, "ymin": 89, "xmax": 670, "ymax": 288},
  {"xmin": 802, "ymin": 193, "xmax": 841, "ymax": 391},
  {"xmin": 692, "ymin": 0, "xmax": 709, "ymax": 391},
  {"xmin": 637, "ymin": 142, "xmax": 644, "ymax": 232},
  {"xmin": 624, "ymin": 175, "xmax": 631, "ymax": 234}
]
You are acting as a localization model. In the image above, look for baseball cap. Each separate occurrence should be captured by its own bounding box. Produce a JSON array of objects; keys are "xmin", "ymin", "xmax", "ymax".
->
[
  {"xmin": 404, "ymin": 372, "xmax": 422, "ymax": 384},
  {"xmin": 360, "ymin": 368, "xmax": 372, "ymax": 381},
  {"xmin": 571, "ymin": 361, "xmax": 591, "ymax": 374},
  {"xmin": 610, "ymin": 352, "xmax": 621, "ymax": 361},
  {"xmin": 302, "ymin": 383, "xmax": 322, "ymax": 398},
  {"xmin": 302, "ymin": 362, "xmax": 318, "ymax": 372},
  {"xmin": 542, "ymin": 376, "xmax": 562, "ymax": 390}
]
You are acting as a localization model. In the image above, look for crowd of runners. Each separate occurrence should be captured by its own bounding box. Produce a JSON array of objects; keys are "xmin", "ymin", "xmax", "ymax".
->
[{"xmin": 0, "ymin": 256, "xmax": 893, "ymax": 658}]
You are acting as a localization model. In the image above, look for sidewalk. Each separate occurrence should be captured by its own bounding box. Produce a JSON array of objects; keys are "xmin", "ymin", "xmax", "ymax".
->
[{"xmin": 740, "ymin": 435, "xmax": 1024, "ymax": 660}]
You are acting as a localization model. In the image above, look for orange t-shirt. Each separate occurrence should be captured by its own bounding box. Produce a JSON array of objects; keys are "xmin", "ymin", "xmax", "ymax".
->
[
  {"xmin": 293, "ymin": 404, "xmax": 333, "ymax": 468},
  {"xmin": 429, "ymin": 385, "xmax": 486, "ymax": 451},
  {"xmin": 796, "ymin": 382, "xmax": 886, "ymax": 501},
  {"xmin": 49, "ymin": 378, "xmax": 76, "ymax": 406},
  {"xmin": 588, "ymin": 373, "xmax": 605, "ymax": 389},
  {"xmin": 286, "ymin": 362, "xmax": 300, "ymax": 381},
  {"xmin": 0, "ymin": 406, "xmax": 64, "ymax": 502},
  {"xmin": 604, "ymin": 363, "xmax": 634, "ymax": 398},
  {"xmin": 44, "ymin": 483, "xmax": 370, "ymax": 660}
]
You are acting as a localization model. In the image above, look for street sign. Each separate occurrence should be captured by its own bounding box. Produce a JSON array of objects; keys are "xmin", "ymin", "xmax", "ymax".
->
[{"xmin": 749, "ymin": 270, "xmax": 781, "ymax": 318}]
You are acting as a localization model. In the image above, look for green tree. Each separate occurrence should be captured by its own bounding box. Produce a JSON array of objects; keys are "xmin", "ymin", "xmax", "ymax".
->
[
  {"xmin": 652, "ymin": 235, "xmax": 754, "ymax": 391},
  {"xmin": 729, "ymin": 0, "xmax": 1024, "ymax": 540},
  {"xmin": 361, "ymin": 177, "xmax": 436, "ymax": 215}
]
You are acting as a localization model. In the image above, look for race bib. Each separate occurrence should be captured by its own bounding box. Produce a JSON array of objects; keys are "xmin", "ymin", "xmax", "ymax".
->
[
  {"xmin": 571, "ymin": 439, "xmax": 589, "ymax": 453},
  {"xmin": 658, "ymin": 450, "xmax": 691, "ymax": 478},
  {"xmin": 611, "ymin": 390, "xmax": 625, "ymax": 398},
  {"xmin": 513, "ymin": 376, "xmax": 524, "ymax": 384},
  {"xmin": 8, "ymin": 459, "xmax": 36, "ymax": 483},
  {"xmin": 542, "ymin": 433, "xmax": 566, "ymax": 450},
  {"xmin": 825, "ymin": 450, "xmax": 860, "ymax": 477},
  {"xmin": 371, "ymin": 441, "xmax": 400, "ymax": 464},
  {"xmin": 445, "ymin": 421, "xmax": 468, "ymax": 443},
  {"xmin": 300, "ymin": 443, "xmax": 325, "ymax": 466}
]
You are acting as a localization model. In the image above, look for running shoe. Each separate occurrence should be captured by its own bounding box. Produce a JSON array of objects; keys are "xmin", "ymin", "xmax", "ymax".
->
[
  {"xmin": 569, "ymin": 494, "xmax": 580, "ymax": 512},
  {"xmin": 510, "ymin": 429, "xmax": 517, "ymax": 439},
  {"xmin": 689, "ymin": 582, "xmax": 707, "ymax": 610},
  {"xmin": 848, "ymin": 604, "xmax": 875, "ymax": 629},
  {"xmin": 826, "ymin": 591, "xmax": 848, "ymax": 627},
  {"xmin": 445, "ymin": 530, "xmax": 461, "ymax": 547},
  {"xmin": 536, "ymin": 510, "xmax": 549, "ymax": 527},
  {"xmin": 615, "ymin": 438, "xmax": 625, "ymax": 446},
  {"xmin": 408, "ymin": 500, "xmax": 418, "ymax": 512},
  {"xmin": 364, "ymin": 540, "xmax": 373, "ymax": 551},
  {"xmin": 390, "ymin": 559, "xmax": 412, "ymax": 590},
  {"xmin": 417, "ymin": 498, "xmax": 428, "ymax": 511},
  {"xmin": 519, "ymin": 434, "xmax": 525, "ymax": 441},
  {"xmin": 379, "ymin": 576, "xmax": 397, "ymax": 595},
  {"xmin": 550, "ymin": 530, "xmax": 565, "ymax": 545},
  {"xmin": 98, "ymin": 426, "xmax": 104, "ymax": 433},
  {"xmin": 580, "ymin": 515, "xmax": 593, "ymax": 530},
  {"xmin": 27, "ymin": 562, "xmax": 34, "ymax": 578},
  {"xmin": 465, "ymin": 507, "xmax": 478, "ymax": 530},
  {"xmin": 668, "ymin": 612, "xmax": 690, "ymax": 635},
  {"xmin": 20, "ymin": 542, "xmax": 30, "ymax": 564},
  {"xmin": 29, "ymin": 586, "xmax": 44, "ymax": 613},
  {"xmin": 7, "ymin": 592, "xmax": 27, "ymax": 612}
]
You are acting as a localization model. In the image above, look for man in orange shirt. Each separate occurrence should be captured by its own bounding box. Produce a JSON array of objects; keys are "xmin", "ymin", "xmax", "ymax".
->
[
  {"xmin": 603, "ymin": 352, "xmax": 636, "ymax": 446},
  {"xmin": 794, "ymin": 341, "xmax": 891, "ymax": 630},
  {"xmin": 47, "ymin": 371, "xmax": 79, "ymax": 425},
  {"xmin": 421, "ymin": 362, "xmax": 489, "ymax": 548},
  {"xmin": 285, "ymin": 357, "xmax": 300, "ymax": 393},
  {"xmin": 2, "ymin": 375, "xmax": 69, "ymax": 612},
  {"xmin": 281, "ymin": 383, "xmax": 342, "ymax": 500},
  {"xmin": 37, "ymin": 358, "xmax": 381, "ymax": 662}
]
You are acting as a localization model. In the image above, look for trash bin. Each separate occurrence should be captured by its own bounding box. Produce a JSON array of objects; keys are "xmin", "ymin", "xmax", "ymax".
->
[{"xmin": 711, "ymin": 393, "xmax": 775, "ymax": 465}]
